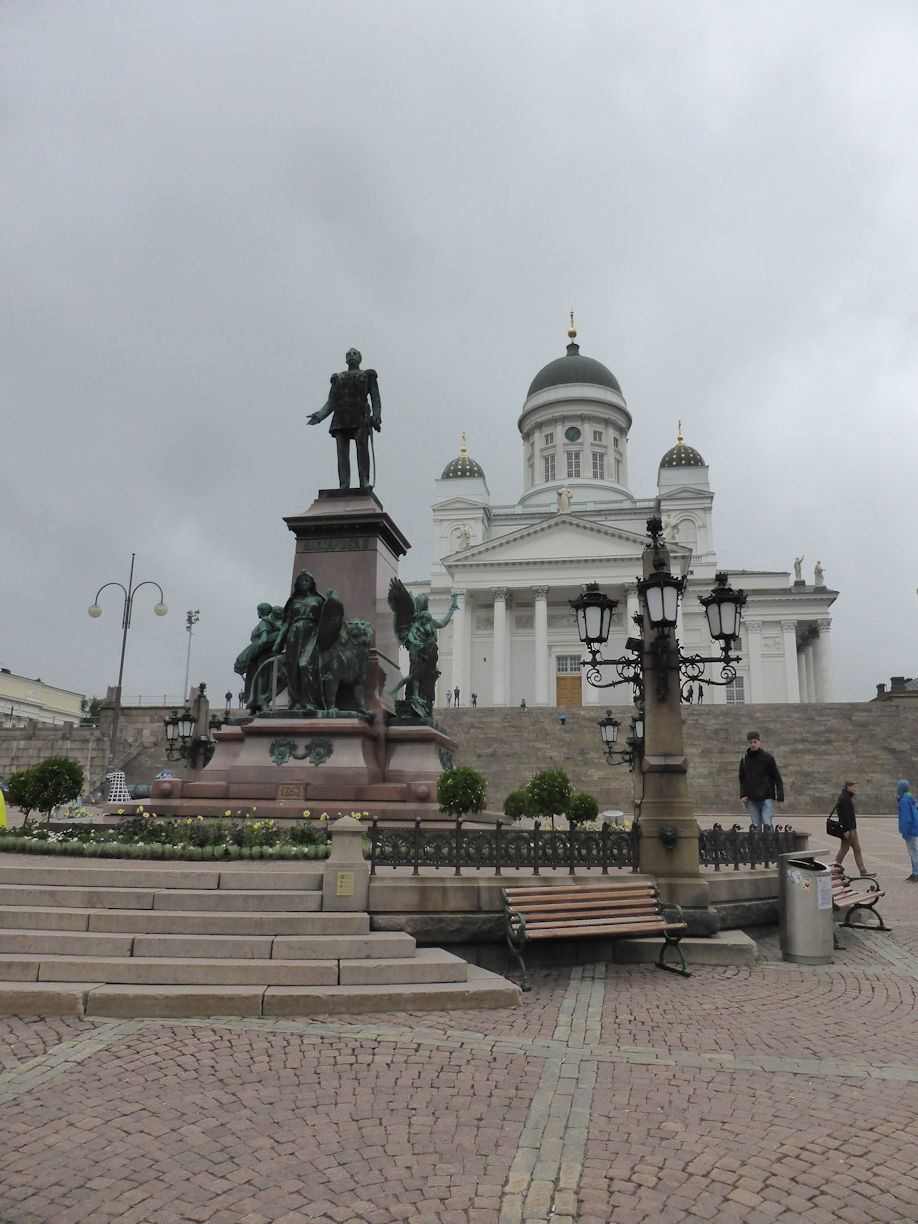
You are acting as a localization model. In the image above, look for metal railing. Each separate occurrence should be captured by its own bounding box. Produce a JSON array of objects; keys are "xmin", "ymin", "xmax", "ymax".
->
[
  {"xmin": 368, "ymin": 818, "xmax": 796, "ymax": 876},
  {"xmin": 697, "ymin": 823, "xmax": 797, "ymax": 870}
]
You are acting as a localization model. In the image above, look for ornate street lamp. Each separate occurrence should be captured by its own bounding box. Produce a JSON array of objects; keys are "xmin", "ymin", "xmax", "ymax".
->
[
  {"xmin": 163, "ymin": 702, "xmax": 218, "ymax": 769},
  {"xmin": 574, "ymin": 519, "xmax": 746, "ymax": 704},
  {"xmin": 89, "ymin": 553, "xmax": 167, "ymax": 797},
  {"xmin": 571, "ymin": 583, "xmax": 617, "ymax": 649},
  {"xmin": 598, "ymin": 709, "xmax": 644, "ymax": 769},
  {"xmin": 570, "ymin": 586, "xmax": 643, "ymax": 698},
  {"xmin": 699, "ymin": 571, "xmax": 746, "ymax": 643}
]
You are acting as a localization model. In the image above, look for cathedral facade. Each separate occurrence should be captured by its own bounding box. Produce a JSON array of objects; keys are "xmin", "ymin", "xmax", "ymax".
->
[{"xmin": 409, "ymin": 325, "xmax": 836, "ymax": 709}]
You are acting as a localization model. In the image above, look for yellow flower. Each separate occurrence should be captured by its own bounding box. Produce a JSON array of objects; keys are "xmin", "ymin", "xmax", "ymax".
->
[
  {"xmin": 225, "ymin": 810, "xmax": 231, "ymax": 817},
  {"xmin": 302, "ymin": 810, "xmax": 311, "ymax": 819}
]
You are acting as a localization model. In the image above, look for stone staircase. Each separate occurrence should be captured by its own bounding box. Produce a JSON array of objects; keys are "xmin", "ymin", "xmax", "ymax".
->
[
  {"xmin": 439, "ymin": 701, "xmax": 918, "ymax": 817},
  {"xmin": 0, "ymin": 858, "xmax": 519, "ymax": 1018}
]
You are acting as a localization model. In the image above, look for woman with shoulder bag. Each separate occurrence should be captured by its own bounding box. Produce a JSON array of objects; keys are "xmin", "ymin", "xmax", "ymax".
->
[{"xmin": 833, "ymin": 780, "xmax": 870, "ymax": 876}]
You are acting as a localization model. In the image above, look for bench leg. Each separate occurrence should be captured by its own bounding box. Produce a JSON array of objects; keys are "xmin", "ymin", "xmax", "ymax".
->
[
  {"xmin": 506, "ymin": 938, "xmax": 531, "ymax": 992},
  {"xmin": 843, "ymin": 905, "xmax": 890, "ymax": 932},
  {"xmin": 657, "ymin": 935, "xmax": 691, "ymax": 977}
]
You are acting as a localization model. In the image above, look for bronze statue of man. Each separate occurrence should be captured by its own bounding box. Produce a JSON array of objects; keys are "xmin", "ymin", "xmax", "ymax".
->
[{"xmin": 308, "ymin": 348, "xmax": 381, "ymax": 490}]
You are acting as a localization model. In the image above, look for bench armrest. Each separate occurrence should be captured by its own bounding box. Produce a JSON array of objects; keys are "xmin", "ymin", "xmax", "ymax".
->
[{"xmin": 846, "ymin": 874, "xmax": 880, "ymax": 893}]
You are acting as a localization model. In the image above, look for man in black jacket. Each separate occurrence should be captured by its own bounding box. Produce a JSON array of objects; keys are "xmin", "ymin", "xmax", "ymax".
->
[{"xmin": 739, "ymin": 731, "xmax": 784, "ymax": 829}]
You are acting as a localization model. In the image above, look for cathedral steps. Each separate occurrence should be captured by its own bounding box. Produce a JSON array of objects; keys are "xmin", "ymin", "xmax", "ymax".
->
[
  {"xmin": 438, "ymin": 701, "xmax": 918, "ymax": 817},
  {"xmin": 0, "ymin": 858, "xmax": 519, "ymax": 1017}
]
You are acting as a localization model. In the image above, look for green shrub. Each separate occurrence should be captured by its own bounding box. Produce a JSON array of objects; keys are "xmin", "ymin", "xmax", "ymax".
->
[
  {"xmin": 437, "ymin": 767, "xmax": 487, "ymax": 818},
  {"xmin": 567, "ymin": 791, "xmax": 599, "ymax": 826},
  {"xmin": 6, "ymin": 757, "xmax": 84, "ymax": 819},
  {"xmin": 502, "ymin": 789, "xmax": 533, "ymax": 822},
  {"xmin": 526, "ymin": 769, "xmax": 573, "ymax": 822}
]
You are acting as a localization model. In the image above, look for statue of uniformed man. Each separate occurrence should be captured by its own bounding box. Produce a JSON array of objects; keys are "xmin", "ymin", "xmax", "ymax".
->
[{"xmin": 308, "ymin": 347, "xmax": 381, "ymax": 490}]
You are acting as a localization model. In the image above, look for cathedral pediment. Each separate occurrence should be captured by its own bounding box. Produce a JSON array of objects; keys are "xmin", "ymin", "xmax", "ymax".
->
[{"xmin": 444, "ymin": 516, "xmax": 654, "ymax": 567}]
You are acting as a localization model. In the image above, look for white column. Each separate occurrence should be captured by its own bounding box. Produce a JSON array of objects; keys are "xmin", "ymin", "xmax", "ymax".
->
[
  {"xmin": 781, "ymin": 620, "xmax": 801, "ymax": 703},
  {"xmin": 533, "ymin": 585, "xmax": 549, "ymax": 706},
  {"xmin": 491, "ymin": 587, "xmax": 509, "ymax": 706},
  {"xmin": 813, "ymin": 618, "xmax": 835, "ymax": 702},
  {"xmin": 451, "ymin": 591, "xmax": 467, "ymax": 699},
  {"xmin": 745, "ymin": 622, "xmax": 764, "ymax": 702},
  {"xmin": 797, "ymin": 644, "xmax": 808, "ymax": 703},
  {"xmin": 803, "ymin": 640, "xmax": 816, "ymax": 703}
]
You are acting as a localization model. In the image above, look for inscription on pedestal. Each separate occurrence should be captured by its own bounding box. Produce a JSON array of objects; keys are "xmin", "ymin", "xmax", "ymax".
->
[
  {"xmin": 299, "ymin": 537, "xmax": 372, "ymax": 552},
  {"xmin": 336, "ymin": 871, "xmax": 355, "ymax": 897},
  {"xmin": 277, "ymin": 782, "xmax": 306, "ymax": 801}
]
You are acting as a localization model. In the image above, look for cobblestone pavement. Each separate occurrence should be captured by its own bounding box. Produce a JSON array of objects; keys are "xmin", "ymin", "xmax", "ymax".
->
[{"xmin": 1, "ymin": 818, "xmax": 916, "ymax": 1223}]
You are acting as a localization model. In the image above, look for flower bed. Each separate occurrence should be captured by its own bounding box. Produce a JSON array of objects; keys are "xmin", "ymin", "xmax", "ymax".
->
[{"xmin": 0, "ymin": 806, "xmax": 347, "ymax": 861}]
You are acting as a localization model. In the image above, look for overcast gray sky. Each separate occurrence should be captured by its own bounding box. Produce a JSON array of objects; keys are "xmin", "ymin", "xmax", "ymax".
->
[{"xmin": 3, "ymin": 1, "xmax": 916, "ymax": 706}]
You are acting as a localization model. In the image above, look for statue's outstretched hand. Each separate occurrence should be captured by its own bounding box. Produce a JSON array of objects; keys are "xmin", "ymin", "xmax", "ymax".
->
[{"xmin": 307, "ymin": 413, "xmax": 321, "ymax": 426}]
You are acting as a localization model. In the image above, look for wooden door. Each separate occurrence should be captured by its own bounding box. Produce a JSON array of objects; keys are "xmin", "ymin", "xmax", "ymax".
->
[{"xmin": 555, "ymin": 675, "xmax": 582, "ymax": 706}]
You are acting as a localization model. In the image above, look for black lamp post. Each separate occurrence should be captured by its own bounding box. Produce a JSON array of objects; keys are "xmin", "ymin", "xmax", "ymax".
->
[
  {"xmin": 570, "ymin": 521, "xmax": 746, "ymax": 704},
  {"xmin": 163, "ymin": 703, "xmax": 219, "ymax": 769},
  {"xmin": 571, "ymin": 515, "xmax": 747, "ymax": 904},
  {"xmin": 598, "ymin": 709, "xmax": 644, "ymax": 768},
  {"xmin": 89, "ymin": 553, "xmax": 167, "ymax": 797}
]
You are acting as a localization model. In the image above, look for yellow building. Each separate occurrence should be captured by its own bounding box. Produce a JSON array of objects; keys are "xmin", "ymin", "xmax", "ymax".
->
[{"xmin": 0, "ymin": 668, "xmax": 83, "ymax": 727}]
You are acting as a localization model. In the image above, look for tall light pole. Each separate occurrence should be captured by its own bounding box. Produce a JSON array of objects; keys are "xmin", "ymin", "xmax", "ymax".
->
[
  {"xmin": 183, "ymin": 609, "xmax": 200, "ymax": 701},
  {"xmin": 88, "ymin": 553, "xmax": 167, "ymax": 796}
]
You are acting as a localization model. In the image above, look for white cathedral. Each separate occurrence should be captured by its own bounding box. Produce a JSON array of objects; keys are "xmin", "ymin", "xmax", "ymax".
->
[{"xmin": 408, "ymin": 322, "xmax": 836, "ymax": 709}]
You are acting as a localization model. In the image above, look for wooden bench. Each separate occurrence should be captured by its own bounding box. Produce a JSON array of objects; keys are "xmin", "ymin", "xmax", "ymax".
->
[
  {"xmin": 828, "ymin": 862, "xmax": 889, "ymax": 932},
  {"xmin": 501, "ymin": 880, "xmax": 689, "ymax": 991}
]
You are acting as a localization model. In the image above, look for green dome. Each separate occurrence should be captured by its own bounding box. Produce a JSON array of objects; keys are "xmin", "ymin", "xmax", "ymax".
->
[
  {"xmin": 527, "ymin": 342, "xmax": 622, "ymax": 397},
  {"xmin": 441, "ymin": 437, "xmax": 485, "ymax": 479}
]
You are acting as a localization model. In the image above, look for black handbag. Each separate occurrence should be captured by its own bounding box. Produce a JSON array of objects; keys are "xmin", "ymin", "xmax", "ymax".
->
[{"xmin": 826, "ymin": 804, "xmax": 845, "ymax": 839}]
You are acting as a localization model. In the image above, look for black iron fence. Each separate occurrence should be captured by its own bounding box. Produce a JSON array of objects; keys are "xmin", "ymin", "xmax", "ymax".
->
[
  {"xmin": 368, "ymin": 818, "xmax": 796, "ymax": 876},
  {"xmin": 697, "ymin": 822, "xmax": 797, "ymax": 871}
]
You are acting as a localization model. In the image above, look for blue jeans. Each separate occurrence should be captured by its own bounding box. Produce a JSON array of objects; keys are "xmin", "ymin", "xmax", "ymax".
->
[
  {"xmin": 904, "ymin": 834, "xmax": 918, "ymax": 876},
  {"xmin": 747, "ymin": 798, "xmax": 775, "ymax": 829}
]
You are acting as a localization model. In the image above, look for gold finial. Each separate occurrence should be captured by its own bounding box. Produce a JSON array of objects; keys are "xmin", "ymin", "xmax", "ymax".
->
[
  {"xmin": 460, "ymin": 432, "xmax": 467, "ymax": 456},
  {"xmin": 677, "ymin": 420, "xmax": 684, "ymax": 444},
  {"xmin": 568, "ymin": 310, "xmax": 577, "ymax": 342}
]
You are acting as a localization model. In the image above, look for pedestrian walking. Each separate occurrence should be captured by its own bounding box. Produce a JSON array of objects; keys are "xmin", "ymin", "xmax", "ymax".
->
[
  {"xmin": 697, "ymin": 685, "xmax": 703, "ymax": 704},
  {"xmin": 471, "ymin": 692, "xmax": 477, "ymax": 707},
  {"xmin": 559, "ymin": 712, "xmax": 566, "ymax": 727},
  {"xmin": 739, "ymin": 731, "xmax": 784, "ymax": 829},
  {"xmin": 684, "ymin": 684, "xmax": 693, "ymax": 704},
  {"xmin": 446, "ymin": 689, "xmax": 452, "ymax": 707},
  {"xmin": 896, "ymin": 779, "xmax": 918, "ymax": 881},
  {"xmin": 453, "ymin": 686, "xmax": 460, "ymax": 707},
  {"xmin": 833, "ymin": 780, "xmax": 869, "ymax": 876},
  {"xmin": 520, "ymin": 697, "xmax": 527, "ymax": 709}
]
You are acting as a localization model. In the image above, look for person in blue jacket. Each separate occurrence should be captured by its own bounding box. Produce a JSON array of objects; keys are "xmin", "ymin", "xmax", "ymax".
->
[{"xmin": 896, "ymin": 779, "xmax": 918, "ymax": 881}]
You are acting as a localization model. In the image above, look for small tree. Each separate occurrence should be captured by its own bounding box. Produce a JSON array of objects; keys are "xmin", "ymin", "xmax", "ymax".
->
[
  {"xmin": 437, "ymin": 766, "xmax": 487, "ymax": 818},
  {"xmin": 526, "ymin": 768, "xmax": 573, "ymax": 830},
  {"xmin": 6, "ymin": 757, "xmax": 84, "ymax": 821},
  {"xmin": 80, "ymin": 696, "xmax": 103, "ymax": 726},
  {"xmin": 502, "ymin": 788, "xmax": 533, "ymax": 823},
  {"xmin": 566, "ymin": 790, "xmax": 599, "ymax": 826}
]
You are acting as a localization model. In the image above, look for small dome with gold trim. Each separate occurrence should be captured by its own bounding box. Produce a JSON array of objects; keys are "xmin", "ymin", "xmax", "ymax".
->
[
  {"xmin": 660, "ymin": 422, "xmax": 705, "ymax": 468},
  {"xmin": 441, "ymin": 434, "xmax": 485, "ymax": 479}
]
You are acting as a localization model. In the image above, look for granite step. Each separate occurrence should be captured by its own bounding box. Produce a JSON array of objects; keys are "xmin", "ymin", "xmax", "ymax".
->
[
  {"xmin": 0, "ymin": 885, "xmax": 322, "ymax": 912},
  {"xmin": 0, "ymin": 907, "xmax": 367, "ymax": 937},
  {"xmin": 0, "ymin": 946, "xmax": 469, "ymax": 988},
  {"xmin": 0, "ymin": 863, "xmax": 325, "ymax": 891},
  {"xmin": 0, "ymin": 928, "xmax": 418, "ymax": 961},
  {"xmin": 0, "ymin": 965, "xmax": 520, "ymax": 1019}
]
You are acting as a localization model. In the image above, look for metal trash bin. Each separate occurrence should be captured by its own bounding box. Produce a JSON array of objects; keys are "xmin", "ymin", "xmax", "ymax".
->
[{"xmin": 778, "ymin": 852, "xmax": 834, "ymax": 964}]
